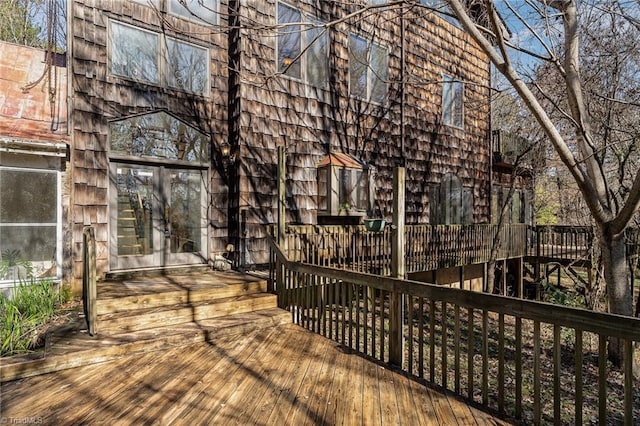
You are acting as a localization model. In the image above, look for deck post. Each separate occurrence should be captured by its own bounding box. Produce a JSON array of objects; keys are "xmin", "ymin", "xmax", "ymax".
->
[
  {"xmin": 390, "ymin": 167, "xmax": 405, "ymax": 366},
  {"xmin": 276, "ymin": 146, "xmax": 286, "ymax": 293}
]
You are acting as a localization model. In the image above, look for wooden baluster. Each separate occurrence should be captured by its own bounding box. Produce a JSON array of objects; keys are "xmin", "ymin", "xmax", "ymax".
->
[
  {"xmin": 430, "ymin": 299, "xmax": 436, "ymax": 382},
  {"xmin": 482, "ymin": 310, "xmax": 489, "ymax": 406},
  {"xmin": 515, "ymin": 317, "xmax": 523, "ymax": 419},
  {"xmin": 498, "ymin": 313, "xmax": 505, "ymax": 413},
  {"xmin": 598, "ymin": 335, "xmax": 607, "ymax": 424},
  {"xmin": 575, "ymin": 329, "xmax": 583, "ymax": 425},
  {"xmin": 441, "ymin": 301, "xmax": 448, "ymax": 389},
  {"xmin": 408, "ymin": 295, "xmax": 414, "ymax": 375},
  {"xmin": 534, "ymin": 321, "xmax": 541, "ymax": 425},
  {"xmin": 553, "ymin": 325, "xmax": 561, "ymax": 424},
  {"xmin": 467, "ymin": 307, "xmax": 475, "ymax": 401},
  {"xmin": 624, "ymin": 339, "xmax": 633, "ymax": 426},
  {"xmin": 454, "ymin": 304, "xmax": 461, "ymax": 394},
  {"xmin": 418, "ymin": 297, "xmax": 425, "ymax": 378}
]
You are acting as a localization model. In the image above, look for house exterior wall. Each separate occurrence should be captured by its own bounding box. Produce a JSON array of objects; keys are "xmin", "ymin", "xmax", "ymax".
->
[
  {"xmin": 63, "ymin": 0, "xmax": 492, "ymax": 279},
  {"xmin": 231, "ymin": 1, "xmax": 491, "ymax": 265},
  {"xmin": 0, "ymin": 41, "xmax": 70, "ymax": 290},
  {"xmin": 68, "ymin": 0, "xmax": 229, "ymax": 284}
]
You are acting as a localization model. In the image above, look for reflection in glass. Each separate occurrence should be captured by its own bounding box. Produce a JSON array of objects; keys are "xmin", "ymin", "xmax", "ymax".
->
[
  {"xmin": 170, "ymin": 171, "xmax": 201, "ymax": 253},
  {"xmin": 370, "ymin": 43, "xmax": 389, "ymax": 103},
  {"xmin": 115, "ymin": 167, "xmax": 155, "ymax": 256},
  {"xmin": 306, "ymin": 20, "xmax": 328, "ymax": 88},
  {"xmin": 277, "ymin": 3, "xmax": 301, "ymax": 78},
  {"xmin": 167, "ymin": 39, "xmax": 209, "ymax": 95},
  {"xmin": 110, "ymin": 21, "xmax": 159, "ymax": 84},
  {"xmin": 349, "ymin": 34, "xmax": 368, "ymax": 99},
  {"xmin": 168, "ymin": 0, "xmax": 218, "ymax": 23},
  {"xmin": 110, "ymin": 111, "xmax": 209, "ymax": 162}
]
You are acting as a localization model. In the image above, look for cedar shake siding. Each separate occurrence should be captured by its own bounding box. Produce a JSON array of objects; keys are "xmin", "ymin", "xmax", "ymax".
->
[
  {"xmin": 69, "ymin": 0, "xmax": 228, "ymax": 278},
  {"xmin": 231, "ymin": 1, "xmax": 491, "ymax": 265},
  {"xmin": 67, "ymin": 0, "xmax": 490, "ymax": 277}
]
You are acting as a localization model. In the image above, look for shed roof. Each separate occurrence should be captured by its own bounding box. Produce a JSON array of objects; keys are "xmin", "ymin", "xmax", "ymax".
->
[{"xmin": 316, "ymin": 152, "xmax": 364, "ymax": 169}]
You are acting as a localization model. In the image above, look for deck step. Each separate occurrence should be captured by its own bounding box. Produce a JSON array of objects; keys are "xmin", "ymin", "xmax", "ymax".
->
[
  {"xmin": 0, "ymin": 308, "xmax": 291, "ymax": 382},
  {"xmin": 198, "ymin": 308, "xmax": 291, "ymax": 338},
  {"xmin": 97, "ymin": 280, "xmax": 268, "ymax": 315},
  {"xmin": 98, "ymin": 293, "xmax": 279, "ymax": 334}
]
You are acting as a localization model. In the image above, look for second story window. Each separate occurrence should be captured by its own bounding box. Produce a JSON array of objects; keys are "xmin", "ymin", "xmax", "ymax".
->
[
  {"xmin": 277, "ymin": 2, "xmax": 328, "ymax": 88},
  {"xmin": 109, "ymin": 20, "xmax": 210, "ymax": 96},
  {"xmin": 168, "ymin": 0, "xmax": 218, "ymax": 24},
  {"xmin": 349, "ymin": 34, "xmax": 388, "ymax": 104},
  {"xmin": 110, "ymin": 23, "xmax": 159, "ymax": 85},
  {"xmin": 442, "ymin": 75, "xmax": 464, "ymax": 128}
]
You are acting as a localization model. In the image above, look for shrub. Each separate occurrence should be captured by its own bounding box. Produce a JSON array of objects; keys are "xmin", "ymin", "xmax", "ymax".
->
[{"xmin": 0, "ymin": 279, "xmax": 69, "ymax": 356}]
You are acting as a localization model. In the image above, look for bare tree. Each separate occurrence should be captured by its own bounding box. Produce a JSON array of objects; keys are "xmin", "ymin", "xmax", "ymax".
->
[{"xmin": 448, "ymin": 0, "xmax": 640, "ymax": 367}]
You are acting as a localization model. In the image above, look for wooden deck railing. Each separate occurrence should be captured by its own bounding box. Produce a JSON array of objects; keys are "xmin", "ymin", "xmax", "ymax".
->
[
  {"xmin": 268, "ymin": 237, "xmax": 640, "ymax": 425},
  {"xmin": 82, "ymin": 226, "xmax": 97, "ymax": 336},
  {"xmin": 530, "ymin": 225, "xmax": 593, "ymax": 264},
  {"xmin": 282, "ymin": 224, "xmax": 529, "ymax": 275}
]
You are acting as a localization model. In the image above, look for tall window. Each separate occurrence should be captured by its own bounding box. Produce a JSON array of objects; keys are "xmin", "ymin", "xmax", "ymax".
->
[
  {"xmin": 349, "ymin": 34, "xmax": 388, "ymax": 104},
  {"xmin": 442, "ymin": 75, "xmax": 464, "ymax": 128},
  {"xmin": 277, "ymin": 2, "xmax": 328, "ymax": 88},
  {"xmin": 430, "ymin": 174, "xmax": 472, "ymax": 224},
  {"xmin": 109, "ymin": 21, "xmax": 210, "ymax": 96}
]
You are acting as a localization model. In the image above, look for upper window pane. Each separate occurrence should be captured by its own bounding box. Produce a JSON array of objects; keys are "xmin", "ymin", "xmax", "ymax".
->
[
  {"xmin": 349, "ymin": 35, "xmax": 368, "ymax": 99},
  {"xmin": 277, "ymin": 3, "xmax": 302, "ymax": 79},
  {"xmin": 370, "ymin": 43, "xmax": 388, "ymax": 104},
  {"xmin": 168, "ymin": 0, "xmax": 218, "ymax": 24},
  {"xmin": 349, "ymin": 34, "xmax": 388, "ymax": 103},
  {"xmin": 306, "ymin": 20, "xmax": 328, "ymax": 88},
  {"xmin": 110, "ymin": 111, "xmax": 209, "ymax": 163},
  {"xmin": 110, "ymin": 21, "xmax": 159, "ymax": 84},
  {"xmin": 167, "ymin": 39, "xmax": 209, "ymax": 95},
  {"xmin": 442, "ymin": 75, "xmax": 464, "ymax": 128}
]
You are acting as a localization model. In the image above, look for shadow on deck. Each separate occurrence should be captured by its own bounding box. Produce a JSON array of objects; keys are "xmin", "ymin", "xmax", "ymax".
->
[{"xmin": 1, "ymin": 323, "xmax": 514, "ymax": 425}]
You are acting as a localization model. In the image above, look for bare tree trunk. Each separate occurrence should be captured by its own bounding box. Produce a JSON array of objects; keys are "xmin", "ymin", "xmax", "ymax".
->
[{"xmin": 599, "ymin": 225, "xmax": 633, "ymax": 367}]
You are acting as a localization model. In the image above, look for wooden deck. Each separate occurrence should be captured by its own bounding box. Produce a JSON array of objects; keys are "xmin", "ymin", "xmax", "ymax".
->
[{"xmin": 1, "ymin": 324, "xmax": 513, "ymax": 425}]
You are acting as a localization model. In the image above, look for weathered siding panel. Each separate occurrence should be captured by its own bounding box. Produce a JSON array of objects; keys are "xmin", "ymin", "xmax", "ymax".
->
[
  {"xmin": 232, "ymin": 1, "xmax": 491, "ymax": 264},
  {"xmin": 70, "ymin": 0, "xmax": 229, "ymax": 279}
]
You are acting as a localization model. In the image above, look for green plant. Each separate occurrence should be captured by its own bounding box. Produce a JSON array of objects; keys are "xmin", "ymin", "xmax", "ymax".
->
[
  {"xmin": 0, "ymin": 279, "xmax": 64, "ymax": 356},
  {"xmin": 0, "ymin": 249, "xmax": 34, "ymax": 279}
]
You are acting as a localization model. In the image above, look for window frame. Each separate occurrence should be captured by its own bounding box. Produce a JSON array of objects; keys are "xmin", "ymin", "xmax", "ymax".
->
[
  {"xmin": 108, "ymin": 19, "xmax": 211, "ymax": 96},
  {"xmin": 276, "ymin": 1, "xmax": 329, "ymax": 90},
  {"xmin": 348, "ymin": 33, "xmax": 389, "ymax": 105},
  {"xmin": 0, "ymin": 165, "xmax": 62, "ymax": 283},
  {"xmin": 442, "ymin": 74, "xmax": 464, "ymax": 129}
]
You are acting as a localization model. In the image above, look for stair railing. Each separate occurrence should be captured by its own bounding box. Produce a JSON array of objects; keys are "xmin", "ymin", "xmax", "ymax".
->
[{"xmin": 82, "ymin": 226, "xmax": 97, "ymax": 336}]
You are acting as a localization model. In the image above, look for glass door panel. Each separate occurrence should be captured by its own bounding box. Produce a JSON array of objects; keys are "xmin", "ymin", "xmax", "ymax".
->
[
  {"xmin": 169, "ymin": 171, "xmax": 202, "ymax": 254},
  {"xmin": 110, "ymin": 163, "xmax": 207, "ymax": 270},
  {"xmin": 114, "ymin": 165, "xmax": 158, "ymax": 264}
]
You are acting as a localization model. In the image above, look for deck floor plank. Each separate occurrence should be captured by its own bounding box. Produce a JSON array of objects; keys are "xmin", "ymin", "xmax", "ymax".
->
[{"xmin": 0, "ymin": 325, "xmax": 513, "ymax": 425}]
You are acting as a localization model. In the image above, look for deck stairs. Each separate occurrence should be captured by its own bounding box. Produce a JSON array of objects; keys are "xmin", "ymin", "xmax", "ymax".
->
[{"xmin": 1, "ymin": 269, "xmax": 290, "ymax": 381}]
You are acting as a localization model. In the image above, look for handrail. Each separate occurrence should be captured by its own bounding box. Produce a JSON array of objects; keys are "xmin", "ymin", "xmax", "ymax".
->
[
  {"xmin": 82, "ymin": 226, "xmax": 97, "ymax": 336},
  {"xmin": 267, "ymin": 235, "xmax": 640, "ymax": 424}
]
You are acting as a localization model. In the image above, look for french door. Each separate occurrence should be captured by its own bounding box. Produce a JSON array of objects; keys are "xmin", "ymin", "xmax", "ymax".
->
[{"xmin": 109, "ymin": 163, "xmax": 207, "ymax": 270}]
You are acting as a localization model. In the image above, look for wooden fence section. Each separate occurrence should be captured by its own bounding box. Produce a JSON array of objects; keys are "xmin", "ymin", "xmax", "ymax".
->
[
  {"xmin": 268, "ymin": 238, "xmax": 640, "ymax": 425},
  {"xmin": 531, "ymin": 226, "xmax": 593, "ymax": 264},
  {"xmin": 283, "ymin": 224, "xmax": 528, "ymax": 275}
]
